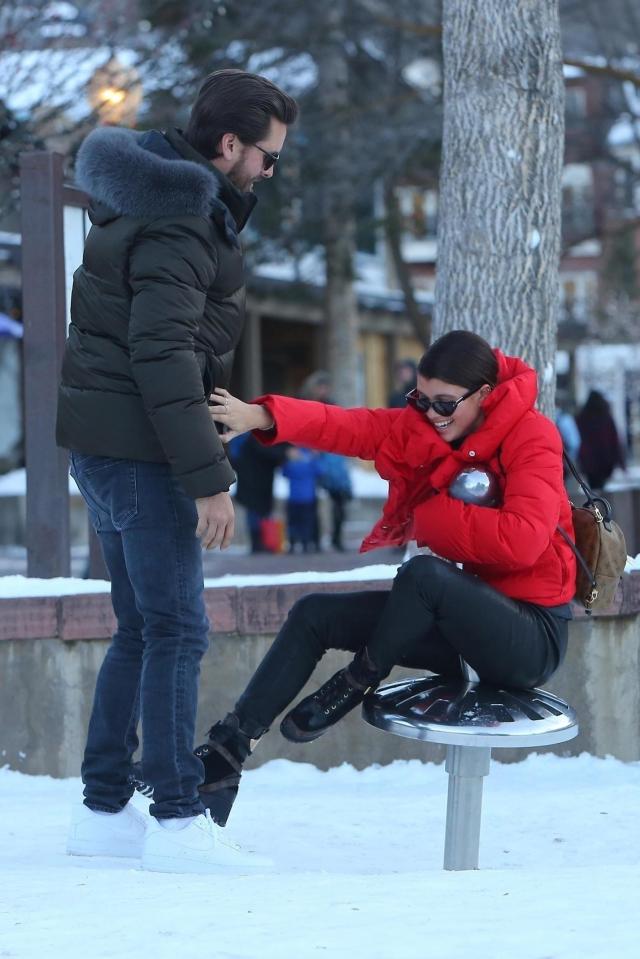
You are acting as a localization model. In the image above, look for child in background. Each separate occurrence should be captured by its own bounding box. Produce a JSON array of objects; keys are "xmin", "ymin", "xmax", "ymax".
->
[
  {"xmin": 282, "ymin": 446, "xmax": 321, "ymax": 552},
  {"xmin": 316, "ymin": 452, "xmax": 353, "ymax": 551}
]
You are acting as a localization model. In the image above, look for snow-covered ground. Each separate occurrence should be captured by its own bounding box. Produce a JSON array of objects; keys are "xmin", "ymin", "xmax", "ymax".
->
[{"xmin": 1, "ymin": 754, "xmax": 638, "ymax": 958}]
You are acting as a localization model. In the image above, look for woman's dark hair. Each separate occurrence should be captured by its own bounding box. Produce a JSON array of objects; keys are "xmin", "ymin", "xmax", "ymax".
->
[
  {"xmin": 418, "ymin": 330, "xmax": 498, "ymax": 389},
  {"xmin": 184, "ymin": 69, "xmax": 299, "ymax": 158}
]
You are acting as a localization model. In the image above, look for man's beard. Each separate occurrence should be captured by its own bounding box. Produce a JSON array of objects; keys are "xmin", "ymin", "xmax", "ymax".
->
[{"xmin": 226, "ymin": 160, "xmax": 255, "ymax": 193}]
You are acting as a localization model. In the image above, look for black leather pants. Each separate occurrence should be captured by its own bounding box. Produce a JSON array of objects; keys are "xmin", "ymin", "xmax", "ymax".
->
[{"xmin": 235, "ymin": 555, "xmax": 568, "ymax": 732}]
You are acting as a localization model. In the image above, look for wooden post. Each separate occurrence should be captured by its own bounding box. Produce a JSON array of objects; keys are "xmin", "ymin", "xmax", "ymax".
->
[
  {"xmin": 240, "ymin": 309, "xmax": 263, "ymax": 399},
  {"xmin": 20, "ymin": 152, "xmax": 71, "ymax": 578}
]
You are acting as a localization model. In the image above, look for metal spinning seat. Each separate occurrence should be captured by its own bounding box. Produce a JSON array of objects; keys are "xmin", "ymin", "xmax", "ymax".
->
[{"xmin": 362, "ymin": 660, "xmax": 578, "ymax": 871}]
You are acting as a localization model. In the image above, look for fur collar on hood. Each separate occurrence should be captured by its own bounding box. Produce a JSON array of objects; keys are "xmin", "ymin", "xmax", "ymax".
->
[{"xmin": 75, "ymin": 126, "xmax": 221, "ymax": 219}]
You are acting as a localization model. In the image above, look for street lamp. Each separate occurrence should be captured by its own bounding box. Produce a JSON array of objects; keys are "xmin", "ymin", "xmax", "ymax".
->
[{"xmin": 87, "ymin": 55, "xmax": 142, "ymax": 126}]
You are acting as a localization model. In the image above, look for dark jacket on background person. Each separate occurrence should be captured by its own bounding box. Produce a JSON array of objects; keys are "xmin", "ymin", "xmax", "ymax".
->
[
  {"xmin": 230, "ymin": 434, "xmax": 288, "ymax": 517},
  {"xmin": 56, "ymin": 125, "xmax": 256, "ymax": 499},
  {"xmin": 575, "ymin": 390, "xmax": 626, "ymax": 490}
]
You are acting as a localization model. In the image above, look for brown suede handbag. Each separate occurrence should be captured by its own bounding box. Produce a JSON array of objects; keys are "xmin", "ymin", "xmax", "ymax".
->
[{"xmin": 557, "ymin": 454, "xmax": 628, "ymax": 613}]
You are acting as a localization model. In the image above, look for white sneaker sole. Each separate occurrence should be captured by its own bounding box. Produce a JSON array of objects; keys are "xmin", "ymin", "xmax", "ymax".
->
[
  {"xmin": 67, "ymin": 837, "xmax": 144, "ymax": 858},
  {"xmin": 141, "ymin": 853, "xmax": 271, "ymax": 874}
]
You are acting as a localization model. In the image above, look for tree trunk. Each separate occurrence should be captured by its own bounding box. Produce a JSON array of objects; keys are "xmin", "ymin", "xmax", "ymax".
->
[
  {"xmin": 383, "ymin": 178, "xmax": 431, "ymax": 347},
  {"xmin": 317, "ymin": 4, "xmax": 361, "ymax": 407},
  {"xmin": 434, "ymin": 0, "xmax": 565, "ymax": 415}
]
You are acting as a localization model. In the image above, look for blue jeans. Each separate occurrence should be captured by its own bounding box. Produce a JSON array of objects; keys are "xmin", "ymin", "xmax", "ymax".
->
[{"xmin": 70, "ymin": 453, "xmax": 209, "ymax": 819}]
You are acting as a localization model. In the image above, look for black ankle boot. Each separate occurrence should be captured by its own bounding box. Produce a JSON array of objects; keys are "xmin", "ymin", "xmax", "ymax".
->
[
  {"xmin": 280, "ymin": 650, "xmax": 380, "ymax": 744},
  {"xmin": 129, "ymin": 713, "xmax": 265, "ymax": 826},
  {"xmin": 196, "ymin": 712, "xmax": 265, "ymax": 826}
]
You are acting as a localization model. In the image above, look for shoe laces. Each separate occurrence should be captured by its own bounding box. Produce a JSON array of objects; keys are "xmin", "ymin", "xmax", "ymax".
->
[
  {"xmin": 317, "ymin": 669, "xmax": 349, "ymax": 698},
  {"xmin": 201, "ymin": 809, "xmax": 242, "ymax": 851},
  {"xmin": 200, "ymin": 809, "xmax": 217, "ymax": 834}
]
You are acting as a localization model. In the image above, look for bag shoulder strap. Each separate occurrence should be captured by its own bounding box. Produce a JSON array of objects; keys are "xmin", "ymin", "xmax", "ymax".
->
[
  {"xmin": 562, "ymin": 451, "xmax": 594, "ymax": 504},
  {"xmin": 562, "ymin": 451, "xmax": 615, "ymax": 526}
]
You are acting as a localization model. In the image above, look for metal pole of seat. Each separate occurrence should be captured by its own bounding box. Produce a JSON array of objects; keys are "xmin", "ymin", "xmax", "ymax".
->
[
  {"xmin": 443, "ymin": 744, "xmax": 491, "ymax": 870},
  {"xmin": 362, "ymin": 661, "xmax": 578, "ymax": 872},
  {"xmin": 442, "ymin": 656, "xmax": 489, "ymax": 870}
]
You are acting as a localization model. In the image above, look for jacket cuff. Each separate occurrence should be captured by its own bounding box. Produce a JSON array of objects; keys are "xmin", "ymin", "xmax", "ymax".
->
[{"xmin": 178, "ymin": 458, "xmax": 236, "ymax": 499}]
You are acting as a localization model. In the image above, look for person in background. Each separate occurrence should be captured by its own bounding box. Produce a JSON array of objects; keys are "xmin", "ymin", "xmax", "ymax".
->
[
  {"xmin": 316, "ymin": 452, "xmax": 353, "ymax": 551},
  {"xmin": 555, "ymin": 390, "xmax": 581, "ymax": 461},
  {"xmin": 387, "ymin": 358, "xmax": 418, "ymax": 408},
  {"xmin": 575, "ymin": 389, "xmax": 626, "ymax": 490},
  {"xmin": 230, "ymin": 433, "xmax": 288, "ymax": 553},
  {"xmin": 299, "ymin": 370, "xmax": 333, "ymax": 404},
  {"xmin": 57, "ymin": 69, "xmax": 298, "ymax": 873},
  {"xmin": 282, "ymin": 446, "xmax": 321, "ymax": 552},
  {"xmin": 298, "ymin": 370, "xmax": 352, "ymax": 550},
  {"xmin": 554, "ymin": 389, "xmax": 581, "ymax": 491}
]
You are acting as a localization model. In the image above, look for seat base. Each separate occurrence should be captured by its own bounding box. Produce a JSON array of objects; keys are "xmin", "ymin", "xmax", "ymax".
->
[{"xmin": 362, "ymin": 676, "xmax": 579, "ymax": 870}]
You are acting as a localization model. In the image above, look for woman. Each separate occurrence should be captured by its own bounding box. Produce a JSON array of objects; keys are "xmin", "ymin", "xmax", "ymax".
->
[
  {"xmin": 575, "ymin": 389, "xmax": 626, "ymax": 490},
  {"xmin": 140, "ymin": 331, "xmax": 576, "ymax": 826}
]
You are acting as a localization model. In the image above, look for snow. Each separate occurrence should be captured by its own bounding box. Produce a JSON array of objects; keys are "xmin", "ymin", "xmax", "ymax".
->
[
  {"xmin": 253, "ymin": 249, "xmax": 433, "ymax": 309},
  {"xmin": 563, "ymin": 64, "xmax": 586, "ymax": 79},
  {"xmin": 0, "ymin": 753, "xmax": 638, "ymax": 957},
  {"xmin": 246, "ymin": 49, "xmax": 317, "ymax": 96},
  {"xmin": 0, "ymin": 563, "xmax": 398, "ymax": 598},
  {"xmin": 0, "ymin": 46, "xmax": 140, "ymax": 121},
  {"xmin": 2, "ymin": 558, "xmax": 639, "ymax": 597},
  {"xmin": 0, "ymin": 468, "xmax": 80, "ymax": 498},
  {"xmin": 0, "ymin": 575, "xmax": 111, "ymax": 597}
]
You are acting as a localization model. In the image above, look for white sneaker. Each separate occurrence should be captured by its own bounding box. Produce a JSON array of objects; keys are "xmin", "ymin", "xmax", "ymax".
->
[
  {"xmin": 66, "ymin": 802, "xmax": 148, "ymax": 858},
  {"xmin": 141, "ymin": 810, "xmax": 272, "ymax": 874}
]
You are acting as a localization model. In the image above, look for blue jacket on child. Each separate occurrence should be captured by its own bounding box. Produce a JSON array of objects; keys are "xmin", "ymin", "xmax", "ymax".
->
[{"xmin": 282, "ymin": 448, "xmax": 320, "ymax": 504}]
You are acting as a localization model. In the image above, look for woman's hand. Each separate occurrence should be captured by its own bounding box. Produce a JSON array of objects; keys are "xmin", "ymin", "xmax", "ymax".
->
[{"xmin": 208, "ymin": 388, "xmax": 274, "ymax": 442}]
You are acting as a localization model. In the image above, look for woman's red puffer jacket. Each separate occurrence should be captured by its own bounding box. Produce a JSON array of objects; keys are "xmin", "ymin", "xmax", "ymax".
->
[{"xmin": 254, "ymin": 350, "xmax": 576, "ymax": 606}]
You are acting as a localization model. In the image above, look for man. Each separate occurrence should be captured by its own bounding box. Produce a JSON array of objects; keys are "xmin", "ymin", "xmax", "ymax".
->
[
  {"xmin": 387, "ymin": 358, "xmax": 417, "ymax": 408},
  {"xmin": 57, "ymin": 69, "xmax": 298, "ymax": 873}
]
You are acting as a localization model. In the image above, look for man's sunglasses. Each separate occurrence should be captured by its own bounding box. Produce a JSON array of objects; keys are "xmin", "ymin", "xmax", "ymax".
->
[
  {"xmin": 405, "ymin": 385, "xmax": 481, "ymax": 417},
  {"xmin": 253, "ymin": 143, "xmax": 280, "ymax": 171}
]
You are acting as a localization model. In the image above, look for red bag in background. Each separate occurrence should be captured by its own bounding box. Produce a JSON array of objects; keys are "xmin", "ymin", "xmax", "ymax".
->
[{"xmin": 260, "ymin": 517, "xmax": 285, "ymax": 554}]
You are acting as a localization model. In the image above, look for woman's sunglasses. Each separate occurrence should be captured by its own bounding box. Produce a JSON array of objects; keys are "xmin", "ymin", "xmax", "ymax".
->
[
  {"xmin": 253, "ymin": 143, "xmax": 280, "ymax": 171},
  {"xmin": 405, "ymin": 385, "xmax": 482, "ymax": 417}
]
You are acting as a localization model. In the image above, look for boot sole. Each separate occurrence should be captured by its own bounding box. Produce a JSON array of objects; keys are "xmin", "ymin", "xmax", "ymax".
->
[{"xmin": 279, "ymin": 715, "xmax": 327, "ymax": 744}]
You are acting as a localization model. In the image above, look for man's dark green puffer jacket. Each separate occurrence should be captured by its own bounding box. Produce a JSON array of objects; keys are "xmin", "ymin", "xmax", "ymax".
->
[{"xmin": 56, "ymin": 126, "xmax": 256, "ymax": 499}]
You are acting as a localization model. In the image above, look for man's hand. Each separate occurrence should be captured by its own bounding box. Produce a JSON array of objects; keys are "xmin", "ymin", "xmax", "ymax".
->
[{"xmin": 195, "ymin": 491, "xmax": 235, "ymax": 550}]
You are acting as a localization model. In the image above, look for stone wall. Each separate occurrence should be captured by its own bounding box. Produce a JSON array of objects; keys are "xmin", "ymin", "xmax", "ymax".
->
[{"xmin": 1, "ymin": 573, "xmax": 639, "ymax": 777}]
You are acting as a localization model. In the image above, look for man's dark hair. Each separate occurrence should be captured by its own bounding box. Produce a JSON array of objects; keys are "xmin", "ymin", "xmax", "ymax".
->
[
  {"xmin": 184, "ymin": 69, "xmax": 299, "ymax": 158},
  {"xmin": 418, "ymin": 330, "xmax": 498, "ymax": 389}
]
